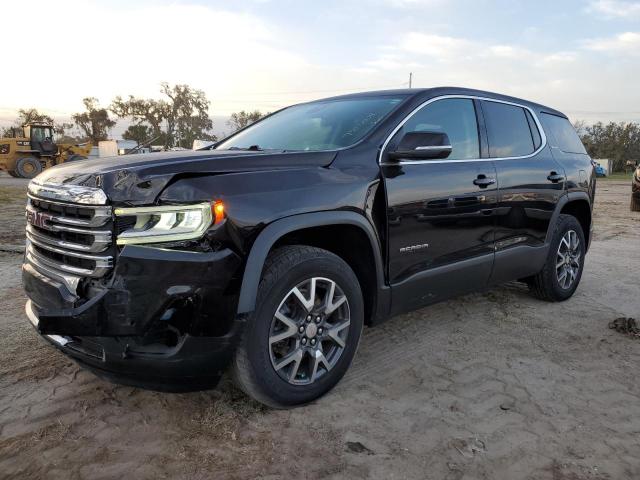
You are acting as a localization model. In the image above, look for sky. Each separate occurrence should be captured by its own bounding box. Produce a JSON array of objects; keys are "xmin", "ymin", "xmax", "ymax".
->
[{"xmin": 1, "ymin": 0, "xmax": 640, "ymax": 133}]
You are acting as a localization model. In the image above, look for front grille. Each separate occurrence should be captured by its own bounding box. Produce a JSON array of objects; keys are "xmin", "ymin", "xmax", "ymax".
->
[{"xmin": 25, "ymin": 194, "xmax": 114, "ymax": 295}]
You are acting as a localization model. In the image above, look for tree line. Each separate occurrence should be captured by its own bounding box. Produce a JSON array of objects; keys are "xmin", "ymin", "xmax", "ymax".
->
[
  {"xmin": 5, "ymin": 84, "xmax": 637, "ymax": 170},
  {"xmin": 574, "ymin": 121, "xmax": 640, "ymax": 172},
  {"xmin": 1, "ymin": 83, "xmax": 266, "ymax": 149}
]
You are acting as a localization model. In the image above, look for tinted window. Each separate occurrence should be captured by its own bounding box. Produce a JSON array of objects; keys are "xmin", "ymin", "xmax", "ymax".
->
[
  {"xmin": 216, "ymin": 96, "xmax": 406, "ymax": 152},
  {"xmin": 540, "ymin": 113, "xmax": 587, "ymax": 154},
  {"xmin": 482, "ymin": 101, "xmax": 535, "ymax": 157},
  {"xmin": 391, "ymin": 98, "xmax": 479, "ymax": 160}
]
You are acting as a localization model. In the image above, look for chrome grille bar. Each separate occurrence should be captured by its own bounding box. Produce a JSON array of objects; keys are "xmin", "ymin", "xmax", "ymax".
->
[
  {"xmin": 26, "ymin": 224, "xmax": 111, "ymax": 253},
  {"xmin": 25, "ymin": 245, "xmax": 82, "ymax": 294},
  {"xmin": 26, "ymin": 232, "xmax": 112, "ymax": 272},
  {"xmin": 25, "ymin": 190, "xmax": 114, "ymax": 291}
]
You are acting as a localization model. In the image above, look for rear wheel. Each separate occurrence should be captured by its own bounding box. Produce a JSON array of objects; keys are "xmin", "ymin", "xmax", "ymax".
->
[
  {"xmin": 232, "ymin": 245, "xmax": 364, "ymax": 408},
  {"xmin": 528, "ymin": 214, "xmax": 585, "ymax": 301},
  {"xmin": 7, "ymin": 170, "xmax": 20, "ymax": 178},
  {"xmin": 15, "ymin": 157, "xmax": 43, "ymax": 179}
]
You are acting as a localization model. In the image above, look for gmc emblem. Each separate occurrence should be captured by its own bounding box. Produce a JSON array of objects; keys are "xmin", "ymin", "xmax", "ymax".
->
[{"xmin": 27, "ymin": 209, "xmax": 53, "ymax": 228}]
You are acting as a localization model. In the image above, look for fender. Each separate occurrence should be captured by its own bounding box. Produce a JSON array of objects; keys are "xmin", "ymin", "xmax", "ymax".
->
[
  {"xmin": 545, "ymin": 191, "xmax": 593, "ymax": 246},
  {"xmin": 237, "ymin": 211, "xmax": 388, "ymax": 315}
]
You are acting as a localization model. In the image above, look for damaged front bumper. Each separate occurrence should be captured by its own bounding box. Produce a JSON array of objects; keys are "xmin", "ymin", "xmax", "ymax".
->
[{"xmin": 23, "ymin": 245, "xmax": 246, "ymax": 392}]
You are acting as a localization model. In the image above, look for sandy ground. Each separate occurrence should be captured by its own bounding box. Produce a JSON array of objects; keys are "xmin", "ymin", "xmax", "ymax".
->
[
  {"xmin": 0, "ymin": 174, "xmax": 27, "ymax": 250},
  {"xmin": 0, "ymin": 175, "xmax": 638, "ymax": 480}
]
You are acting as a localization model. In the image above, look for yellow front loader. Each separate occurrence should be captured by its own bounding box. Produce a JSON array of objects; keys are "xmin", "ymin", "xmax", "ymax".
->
[{"xmin": 0, "ymin": 122, "xmax": 92, "ymax": 178}]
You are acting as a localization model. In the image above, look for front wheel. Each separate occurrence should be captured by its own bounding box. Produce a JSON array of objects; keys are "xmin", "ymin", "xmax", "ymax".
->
[
  {"xmin": 528, "ymin": 214, "xmax": 586, "ymax": 301},
  {"xmin": 232, "ymin": 245, "xmax": 364, "ymax": 408},
  {"xmin": 631, "ymin": 195, "xmax": 640, "ymax": 212}
]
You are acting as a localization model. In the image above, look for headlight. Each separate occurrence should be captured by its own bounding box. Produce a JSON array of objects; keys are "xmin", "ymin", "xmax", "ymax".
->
[{"xmin": 114, "ymin": 202, "xmax": 216, "ymax": 245}]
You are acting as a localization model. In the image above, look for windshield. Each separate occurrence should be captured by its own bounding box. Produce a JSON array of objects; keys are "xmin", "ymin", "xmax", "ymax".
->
[
  {"xmin": 216, "ymin": 96, "xmax": 406, "ymax": 151},
  {"xmin": 32, "ymin": 127, "xmax": 53, "ymax": 142}
]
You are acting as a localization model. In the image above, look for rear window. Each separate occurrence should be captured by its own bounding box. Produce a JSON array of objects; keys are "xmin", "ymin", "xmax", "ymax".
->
[
  {"xmin": 540, "ymin": 113, "xmax": 587, "ymax": 154},
  {"xmin": 482, "ymin": 101, "xmax": 536, "ymax": 158}
]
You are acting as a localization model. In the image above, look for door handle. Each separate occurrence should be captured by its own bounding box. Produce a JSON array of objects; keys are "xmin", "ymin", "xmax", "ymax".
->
[
  {"xmin": 547, "ymin": 172, "xmax": 565, "ymax": 183},
  {"xmin": 473, "ymin": 175, "xmax": 496, "ymax": 188}
]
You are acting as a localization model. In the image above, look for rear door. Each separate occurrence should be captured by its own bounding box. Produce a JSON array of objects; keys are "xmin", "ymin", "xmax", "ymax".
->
[
  {"xmin": 381, "ymin": 97, "xmax": 497, "ymax": 314},
  {"xmin": 479, "ymin": 100, "xmax": 566, "ymax": 284}
]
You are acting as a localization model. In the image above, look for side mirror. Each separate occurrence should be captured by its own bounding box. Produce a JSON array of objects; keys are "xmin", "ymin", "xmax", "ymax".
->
[{"xmin": 388, "ymin": 131, "xmax": 452, "ymax": 160}]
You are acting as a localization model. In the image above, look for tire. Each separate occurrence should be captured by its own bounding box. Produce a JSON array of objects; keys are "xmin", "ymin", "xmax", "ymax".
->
[
  {"xmin": 631, "ymin": 195, "xmax": 640, "ymax": 212},
  {"xmin": 232, "ymin": 245, "xmax": 364, "ymax": 408},
  {"xmin": 66, "ymin": 155, "xmax": 88, "ymax": 162},
  {"xmin": 528, "ymin": 214, "xmax": 586, "ymax": 302},
  {"xmin": 7, "ymin": 170, "xmax": 19, "ymax": 178},
  {"xmin": 15, "ymin": 157, "xmax": 43, "ymax": 179}
]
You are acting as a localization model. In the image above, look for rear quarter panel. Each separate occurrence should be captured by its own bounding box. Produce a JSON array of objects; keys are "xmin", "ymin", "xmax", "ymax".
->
[{"xmin": 537, "ymin": 112, "xmax": 595, "ymax": 204}]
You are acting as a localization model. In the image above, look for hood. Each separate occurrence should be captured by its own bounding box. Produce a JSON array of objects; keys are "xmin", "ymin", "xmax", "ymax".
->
[{"xmin": 34, "ymin": 149, "xmax": 337, "ymax": 206}]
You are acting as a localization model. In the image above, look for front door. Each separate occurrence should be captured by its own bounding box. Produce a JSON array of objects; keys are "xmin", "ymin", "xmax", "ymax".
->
[{"xmin": 381, "ymin": 98, "xmax": 497, "ymax": 314}]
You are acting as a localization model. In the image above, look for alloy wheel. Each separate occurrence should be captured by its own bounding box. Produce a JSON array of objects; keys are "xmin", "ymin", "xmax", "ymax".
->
[
  {"xmin": 269, "ymin": 277, "xmax": 350, "ymax": 385},
  {"xmin": 556, "ymin": 229, "xmax": 581, "ymax": 289}
]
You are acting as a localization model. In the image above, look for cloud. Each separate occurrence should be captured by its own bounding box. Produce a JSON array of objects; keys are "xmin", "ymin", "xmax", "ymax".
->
[
  {"xmin": 0, "ymin": 0, "xmax": 308, "ymax": 115},
  {"xmin": 2, "ymin": 0, "xmax": 639, "ymax": 128},
  {"xmin": 535, "ymin": 51, "xmax": 578, "ymax": 67},
  {"xmin": 587, "ymin": 0, "xmax": 640, "ymax": 18},
  {"xmin": 370, "ymin": 32, "xmax": 538, "ymax": 64},
  {"xmin": 383, "ymin": 0, "xmax": 444, "ymax": 7},
  {"xmin": 398, "ymin": 33, "xmax": 475, "ymax": 59},
  {"xmin": 584, "ymin": 31, "xmax": 640, "ymax": 55},
  {"xmin": 486, "ymin": 45, "xmax": 531, "ymax": 59},
  {"xmin": 359, "ymin": 30, "xmax": 640, "ymax": 124},
  {"xmin": 366, "ymin": 53, "xmax": 420, "ymax": 69}
]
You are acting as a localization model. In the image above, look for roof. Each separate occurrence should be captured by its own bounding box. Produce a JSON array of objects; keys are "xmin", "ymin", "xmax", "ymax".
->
[{"xmin": 316, "ymin": 86, "xmax": 567, "ymax": 118}]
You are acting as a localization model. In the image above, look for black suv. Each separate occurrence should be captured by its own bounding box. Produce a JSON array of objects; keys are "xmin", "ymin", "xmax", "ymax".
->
[{"xmin": 23, "ymin": 87, "xmax": 595, "ymax": 407}]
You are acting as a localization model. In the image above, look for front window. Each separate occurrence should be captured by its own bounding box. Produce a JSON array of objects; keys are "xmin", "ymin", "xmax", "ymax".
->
[
  {"xmin": 388, "ymin": 98, "xmax": 480, "ymax": 160},
  {"xmin": 29, "ymin": 127, "xmax": 54, "ymax": 142},
  {"xmin": 32, "ymin": 128, "xmax": 46, "ymax": 142},
  {"xmin": 216, "ymin": 96, "xmax": 407, "ymax": 152}
]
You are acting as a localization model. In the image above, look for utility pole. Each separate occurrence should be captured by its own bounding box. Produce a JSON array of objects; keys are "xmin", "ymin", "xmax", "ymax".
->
[{"xmin": 409, "ymin": 72, "xmax": 413, "ymax": 88}]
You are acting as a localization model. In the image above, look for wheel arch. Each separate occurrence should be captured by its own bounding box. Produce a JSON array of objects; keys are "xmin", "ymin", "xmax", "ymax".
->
[
  {"xmin": 546, "ymin": 192, "xmax": 593, "ymax": 250},
  {"xmin": 237, "ymin": 211, "xmax": 389, "ymax": 324}
]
